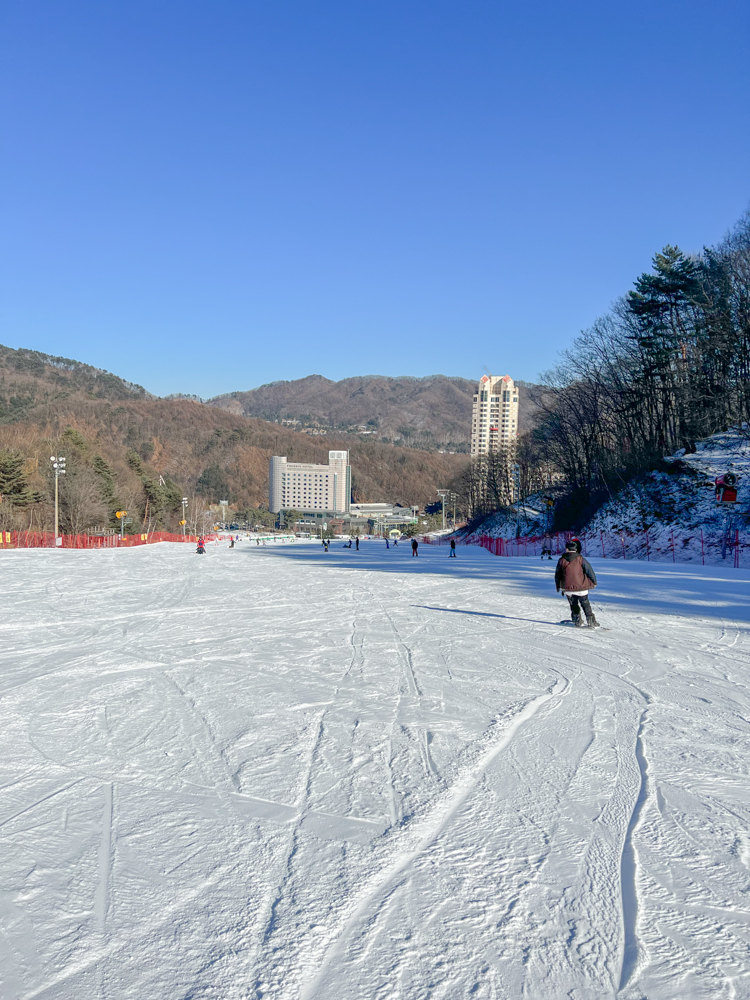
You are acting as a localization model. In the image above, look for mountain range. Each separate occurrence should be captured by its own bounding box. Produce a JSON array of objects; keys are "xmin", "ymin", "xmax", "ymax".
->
[
  {"xmin": 207, "ymin": 373, "xmax": 544, "ymax": 451},
  {"xmin": 0, "ymin": 345, "xmax": 508, "ymax": 520}
]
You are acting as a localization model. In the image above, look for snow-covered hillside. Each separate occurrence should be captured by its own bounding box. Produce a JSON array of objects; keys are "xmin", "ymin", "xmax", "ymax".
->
[
  {"xmin": 586, "ymin": 426, "xmax": 750, "ymax": 538},
  {"xmin": 464, "ymin": 427, "xmax": 750, "ymax": 563},
  {"xmin": 3, "ymin": 540, "xmax": 750, "ymax": 998}
]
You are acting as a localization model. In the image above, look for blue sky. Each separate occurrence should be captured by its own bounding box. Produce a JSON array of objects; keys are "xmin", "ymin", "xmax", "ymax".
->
[{"xmin": 1, "ymin": 1, "xmax": 748, "ymax": 398}]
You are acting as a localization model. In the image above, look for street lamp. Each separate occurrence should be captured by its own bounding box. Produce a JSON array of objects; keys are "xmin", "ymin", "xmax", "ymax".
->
[
  {"xmin": 436, "ymin": 489, "xmax": 449, "ymax": 531},
  {"xmin": 181, "ymin": 497, "xmax": 188, "ymax": 536},
  {"xmin": 49, "ymin": 456, "xmax": 66, "ymax": 546},
  {"xmin": 219, "ymin": 500, "xmax": 228, "ymax": 527},
  {"xmin": 450, "ymin": 491, "xmax": 459, "ymax": 526}
]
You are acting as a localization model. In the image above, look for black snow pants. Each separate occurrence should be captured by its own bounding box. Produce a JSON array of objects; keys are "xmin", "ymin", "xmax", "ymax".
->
[{"xmin": 566, "ymin": 593, "xmax": 592, "ymax": 618}]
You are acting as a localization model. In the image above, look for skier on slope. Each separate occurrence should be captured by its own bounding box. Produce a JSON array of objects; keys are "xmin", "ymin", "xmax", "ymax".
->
[
  {"xmin": 196, "ymin": 536, "xmax": 206, "ymax": 555},
  {"xmin": 449, "ymin": 539, "xmax": 456, "ymax": 557},
  {"xmin": 555, "ymin": 538, "xmax": 600, "ymax": 628},
  {"xmin": 411, "ymin": 538, "xmax": 419, "ymax": 557}
]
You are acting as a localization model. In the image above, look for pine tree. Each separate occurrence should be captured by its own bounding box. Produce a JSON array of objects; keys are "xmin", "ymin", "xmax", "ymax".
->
[{"xmin": 0, "ymin": 450, "xmax": 37, "ymax": 506}]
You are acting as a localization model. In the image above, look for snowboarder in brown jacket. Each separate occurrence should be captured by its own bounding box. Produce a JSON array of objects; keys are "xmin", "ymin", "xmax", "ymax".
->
[{"xmin": 555, "ymin": 538, "xmax": 600, "ymax": 627}]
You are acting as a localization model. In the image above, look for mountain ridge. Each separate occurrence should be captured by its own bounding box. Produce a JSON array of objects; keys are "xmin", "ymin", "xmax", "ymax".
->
[{"xmin": 205, "ymin": 372, "xmax": 543, "ymax": 451}]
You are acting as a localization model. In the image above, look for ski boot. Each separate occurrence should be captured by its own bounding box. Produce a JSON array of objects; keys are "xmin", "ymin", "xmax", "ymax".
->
[
  {"xmin": 572, "ymin": 614, "xmax": 584, "ymax": 627},
  {"xmin": 586, "ymin": 614, "xmax": 600, "ymax": 628}
]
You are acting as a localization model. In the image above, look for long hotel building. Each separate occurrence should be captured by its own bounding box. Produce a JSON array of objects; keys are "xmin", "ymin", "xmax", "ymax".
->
[
  {"xmin": 269, "ymin": 450, "xmax": 351, "ymax": 517},
  {"xmin": 470, "ymin": 375, "xmax": 519, "ymax": 456}
]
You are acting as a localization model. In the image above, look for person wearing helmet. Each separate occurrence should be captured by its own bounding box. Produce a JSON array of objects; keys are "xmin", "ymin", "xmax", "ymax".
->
[{"xmin": 555, "ymin": 538, "xmax": 600, "ymax": 627}]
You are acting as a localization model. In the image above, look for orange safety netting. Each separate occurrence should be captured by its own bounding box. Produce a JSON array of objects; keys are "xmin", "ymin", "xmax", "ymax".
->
[{"xmin": 0, "ymin": 531, "xmax": 217, "ymax": 549}]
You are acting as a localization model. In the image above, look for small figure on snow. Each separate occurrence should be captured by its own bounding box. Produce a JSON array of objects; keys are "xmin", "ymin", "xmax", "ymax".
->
[
  {"xmin": 449, "ymin": 539, "xmax": 456, "ymax": 557},
  {"xmin": 229, "ymin": 538, "xmax": 235, "ymax": 548},
  {"xmin": 541, "ymin": 536, "xmax": 552, "ymax": 560},
  {"xmin": 355, "ymin": 536, "xmax": 359, "ymax": 551},
  {"xmin": 411, "ymin": 538, "xmax": 419, "ymax": 557},
  {"xmin": 555, "ymin": 538, "xmax": 600, "ymax": 628},
  {"xmin": 196, "ymin": 537, "xmax": 206, "ymax": 555}
]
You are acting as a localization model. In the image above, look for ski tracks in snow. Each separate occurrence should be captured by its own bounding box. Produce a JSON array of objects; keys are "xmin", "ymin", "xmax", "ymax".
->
[{"xmin": 298, "ymin": 676, "xmax": 568, "ymax": 999}]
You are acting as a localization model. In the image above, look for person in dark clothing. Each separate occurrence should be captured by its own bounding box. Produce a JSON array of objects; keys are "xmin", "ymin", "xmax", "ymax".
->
[
  {"xmin": 355, "ymin": 536, "xmax": 359, "ymax": 550},
  {"xmin": 196, "ymin": 537, "xmax": 206, "ymax": 555},
  {"xmin": 555, "ymin": 538, "xmax": 600, "ymax": 627},
  {"xmin": 411, "ymin": 538, "xmax": 419, "ymax": 557},
  {"xmin": 541, "ymin": 537, "xmax": 552, "ymax": 560},
  {"xmin": 449, "ymin": 539, "xmax": 456, "ymax": 557}
]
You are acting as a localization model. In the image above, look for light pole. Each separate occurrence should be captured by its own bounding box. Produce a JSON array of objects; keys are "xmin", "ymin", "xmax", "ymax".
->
[
  {"xmin": 50, "ymin": 456, "xmax": 66, "ymax": 545},
  {"xmin": 181, "ymin": 497, "xmax": 188, "ymax": 536},
  {"xmin": 219, "ymin": 499, "xmax": 228, "ymax": 526},
  {"xmin": 436, "ymin": 489, "xmax": 449, "ymax": 531}
]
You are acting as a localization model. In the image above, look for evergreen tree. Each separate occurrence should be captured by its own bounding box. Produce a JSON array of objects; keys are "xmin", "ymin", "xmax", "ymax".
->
[{"xmin": 0, "ymin": 449, "xmax": 38, "ymax": 506}]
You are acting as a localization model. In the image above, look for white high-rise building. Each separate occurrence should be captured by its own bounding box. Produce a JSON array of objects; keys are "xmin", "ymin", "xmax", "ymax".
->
[
  {"xmin": 470, "ymin": 375, "xmax": 519, "ymax": 456},
  {"xmin": 269, "ymin": 451, "xmax": 351, "ymax": 515}
]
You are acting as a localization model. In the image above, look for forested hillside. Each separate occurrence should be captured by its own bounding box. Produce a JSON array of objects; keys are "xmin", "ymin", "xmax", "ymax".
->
[
  {"xmin": 0, "ymin": 344, "xmax": 150, "ymax": 420},
  {"xmin": 0, "ymin": 355, "xmax": 468, "ymax": 534}
]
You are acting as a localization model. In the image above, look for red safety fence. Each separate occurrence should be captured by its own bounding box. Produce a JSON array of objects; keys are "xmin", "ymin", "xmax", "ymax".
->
[
  {"xmin": 422, "ymin": 528, "xmax": 748, "ymax": 567},
  {"xmin": 0, "ymin": 530, "xmax": 217, "ymax": 550}
]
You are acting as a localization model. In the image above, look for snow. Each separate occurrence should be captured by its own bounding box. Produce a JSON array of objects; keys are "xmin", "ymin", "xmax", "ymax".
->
[{"xmin": 2, "ymin": 540, "xmax": 750, "ymax": 999}]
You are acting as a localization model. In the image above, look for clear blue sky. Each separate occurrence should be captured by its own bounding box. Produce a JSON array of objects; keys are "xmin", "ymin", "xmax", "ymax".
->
[{"xmin": 1, "ymin": 1, "xmax": 748, "ymax": 398}]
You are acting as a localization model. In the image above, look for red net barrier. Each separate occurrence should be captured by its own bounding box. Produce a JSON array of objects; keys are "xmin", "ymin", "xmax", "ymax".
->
[
  {"xmin": 422, "ymin": 529, "xmax": 748, "ymax": 566},
  {"xmin": 0, "ymin": 531, "xmax": 214, "ymax": 550}
]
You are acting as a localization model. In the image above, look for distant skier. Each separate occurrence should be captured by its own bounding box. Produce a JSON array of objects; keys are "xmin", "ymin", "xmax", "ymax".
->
[
  {"xmin": 229, "ymin": 538, "xmax": 235, "ymax": 548},
  {"xmin": 541, "ymin": 537, "xmax": 552, "ymax": 560},
  {"xmin": 355, "ymin": 536, "xmax": 359, "ymax": 551},
  {"xmin": 411, "ymin": 538, "xmax": 419, "ymax": 557},
  {"xmin": 449, "ymin": 539, "xmax": 456, "ymax": 557},
  {"xmin": 393, "ymin": 538, "xmax": 398, "ymax": 547},
  {"xmin": 555, "ymin": 538, "xmax": 599, "ymax": 628},
  {"xmin": 196, "ymin": 537, "xmax": 206, "ymax": 555},
  {"xmin": 385, "ymin": 538, "xmax": 390, "ymax": 549}
]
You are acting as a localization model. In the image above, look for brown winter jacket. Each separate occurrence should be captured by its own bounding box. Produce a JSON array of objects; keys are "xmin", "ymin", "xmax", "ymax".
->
[{"xmin": 555, "ymin": 552, "xmax": 598, "ymax": 592}]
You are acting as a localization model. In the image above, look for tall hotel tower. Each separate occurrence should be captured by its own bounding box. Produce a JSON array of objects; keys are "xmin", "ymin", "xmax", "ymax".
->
[{"xmin": 470, "ymin": 375, "xmax": 519, "ymax": 456}]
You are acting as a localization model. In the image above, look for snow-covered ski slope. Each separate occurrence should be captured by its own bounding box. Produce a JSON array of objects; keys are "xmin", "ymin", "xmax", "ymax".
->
[{"xmin": 2, "ymin": 540, "xmax": 750, "ymax": 1000}]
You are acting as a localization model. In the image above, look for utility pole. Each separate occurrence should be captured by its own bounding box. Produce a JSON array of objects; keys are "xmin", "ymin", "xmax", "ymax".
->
[
  {"xmin": 181, "ymin": 497, "xmax": 188, "ymax": 536},
  {"xmin": 436, "ymin": 489, "xmax": 449, "ymax": 531},
  {"xmin": 50, "ymin": 456, "xmax": 66, "ymax": 545},
  {"xmin": 220, "ymin": 500, "xmax": 228, "ymax": 526}
]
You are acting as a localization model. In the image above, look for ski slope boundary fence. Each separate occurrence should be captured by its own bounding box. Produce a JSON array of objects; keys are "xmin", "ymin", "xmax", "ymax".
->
[
  {"xmin": 422, "ymin": 528, "xmax": 748, "ymax": 567},
  {"xmin": 0, "ymin": 530, "xmax": 216, "ymax": 550}
]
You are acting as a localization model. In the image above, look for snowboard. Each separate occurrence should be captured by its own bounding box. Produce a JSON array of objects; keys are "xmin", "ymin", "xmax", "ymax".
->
[{"xmin": 558, "ymin": 620, "xmax": 610, "ymax": 631}]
